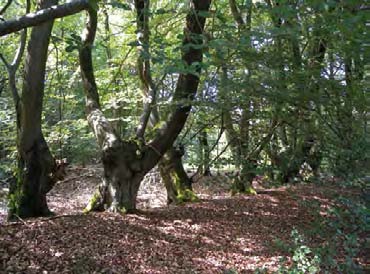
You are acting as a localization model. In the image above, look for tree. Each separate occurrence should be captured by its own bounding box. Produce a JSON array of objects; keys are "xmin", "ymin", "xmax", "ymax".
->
[
  {"xmin": 7, "ymin": 0, "xmax": 63, "ymax": 218},
  {"xmin": 81, "ymin": 0, "xmax": 211, "ymax": 213}
]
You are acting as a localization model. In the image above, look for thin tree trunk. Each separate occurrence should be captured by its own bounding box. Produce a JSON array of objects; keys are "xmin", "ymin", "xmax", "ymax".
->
[
  {"xmin": 198, "ymin": 130, "xmax": 212, "ymax": 176},
  {"xmin": 265, "ymin": 2, "xmax": 326, "ymax": 182},
  {"xmin": 228, "ymin": 0, "xmax": 257, "ymax": 193},
  {"xmin": 220, "ymin": 66, "xmax": 242, "ymax": 169}
]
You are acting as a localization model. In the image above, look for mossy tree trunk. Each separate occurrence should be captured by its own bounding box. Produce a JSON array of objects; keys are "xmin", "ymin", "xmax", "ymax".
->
[
  {"xmin": 84, "ymin": 140, "xmax": 147, "ymax": 212},
  {"xmin": 159, "ymin": 146, "xmax": 195, "ymax": 204},
  {"xmin": 81, "ymin": 0, "xmax": 211, "ymax": 212},
  {"xmin": 8, "ymin": 0, "xmax": 59, "ymax": 219}
]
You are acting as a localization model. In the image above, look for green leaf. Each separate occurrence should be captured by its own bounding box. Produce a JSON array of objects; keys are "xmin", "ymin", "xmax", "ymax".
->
[{"xmin": 155, "ymin": 8, "xmax": 167, "ymax": 14}]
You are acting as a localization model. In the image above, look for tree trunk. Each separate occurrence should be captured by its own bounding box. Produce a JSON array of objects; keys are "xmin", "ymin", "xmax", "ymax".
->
[
  {"xmin": 220, "ymin": 66, "xmax": 242, "ymax": 169},
  {"xmin": 159, "ymin": 146, "xmax": 195, "ymax": 205},
  {"xmin": 8, "ymin": 0, "xmax": 58, "ymax": 219},
  {"xmin": 84, "ymin": 140, "xmax": 146, "ymax": 212},
  {"xmin": 197, "ymin": 130, "xmax": 212, "ymax": 176}
]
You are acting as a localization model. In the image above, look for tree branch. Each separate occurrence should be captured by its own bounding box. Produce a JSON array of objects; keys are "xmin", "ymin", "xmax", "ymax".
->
[
  {"xmin": 229, "ymin": 0, "xmax": 245, "ymax": 27},
  {"xmin": 0, "ymin": 0, "xmax": 30, "ymax": 118},
  {"xmin": 11, "ymin": 0, "xmax": 30, "ymax": 69},
  {"xmin": 0, "ymin": 0, "xmax": 12, "ymax": 16},
  {"xmin": 79, "ymin": 5, "xmax": 120, "ymax": 150},
  {"xmin": 135, "ymin": 0, "xmax": 160, "ymax": 139},
  {"xmin": 0, "ymin": 0, "xmax": 89, "ymax": 36},
  {"xmin": 0, "ymin": 53, "xmax": 10, "ymax": 69}
]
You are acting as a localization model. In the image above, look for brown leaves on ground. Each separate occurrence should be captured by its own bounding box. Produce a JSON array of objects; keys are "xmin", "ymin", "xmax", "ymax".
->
[{"xmin": 0, "ymin": 166, "xmax": 367, "ymax": 273}]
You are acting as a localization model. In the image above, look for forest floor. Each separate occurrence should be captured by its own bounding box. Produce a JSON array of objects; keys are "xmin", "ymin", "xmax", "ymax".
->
[{"xmin": 0, "ymin": 165, "xmax": 368, "ymax": 273}]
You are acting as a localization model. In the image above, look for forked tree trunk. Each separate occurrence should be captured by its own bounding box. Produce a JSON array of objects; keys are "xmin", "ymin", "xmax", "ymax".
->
[
  {"xmin": 81, "ymin": 0, "xmax": 211, "ymax": 213},
  {"xmin": 8, "ymin": 0, "xmax": 59, "ymax": 219},
  {"xmin": 84, "ymin": 140, "xmax": 147, "ymax": 212}
]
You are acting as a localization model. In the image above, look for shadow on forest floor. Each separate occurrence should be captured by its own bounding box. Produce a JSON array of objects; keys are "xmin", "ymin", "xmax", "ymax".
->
[{"xmin": 0, "ymin": 165, "xmax": 368, "ymax": 273}]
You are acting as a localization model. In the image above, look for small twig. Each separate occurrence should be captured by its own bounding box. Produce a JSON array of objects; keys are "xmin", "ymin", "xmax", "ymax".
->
[{"xmin": 13, "ymin": 214, "xmax": 32, "ymax": 228}]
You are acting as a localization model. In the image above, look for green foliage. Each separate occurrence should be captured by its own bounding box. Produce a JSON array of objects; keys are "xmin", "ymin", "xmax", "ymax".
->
[
  {"xmin": 276, "ymin": 229, "xmax": 321, "ymax": 274},
  {"xmin": 7, "ymin": 168, "xmax": 22, "ymax": 217},
  {"xmin": 270, "ymin": 193, "xmax": 369, "ymax": 274},
  {"xmin": 44, "ymin": 119, "xmax": 98, "ymax": 164}
]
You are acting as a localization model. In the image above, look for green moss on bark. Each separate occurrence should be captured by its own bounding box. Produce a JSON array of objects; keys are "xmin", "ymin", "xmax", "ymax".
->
[{"xmin": 83, "ymin": 190, "xmax": 103, "ymax": 213}]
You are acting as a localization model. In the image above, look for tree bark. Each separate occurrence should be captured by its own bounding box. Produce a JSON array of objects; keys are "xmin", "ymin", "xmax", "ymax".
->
[
  {"xmin": 8, "ymin": 0, "xmax": 59, "ymax": 219},
  {"xmin": 81, "ymin": 0, "xmax": 211, "ymax": 213}
]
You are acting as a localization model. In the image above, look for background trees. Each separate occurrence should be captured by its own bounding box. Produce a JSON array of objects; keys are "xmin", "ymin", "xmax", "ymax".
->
[{"xmin": 0, "ymin": 0, "xmax": 368, "ymax": 216}]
